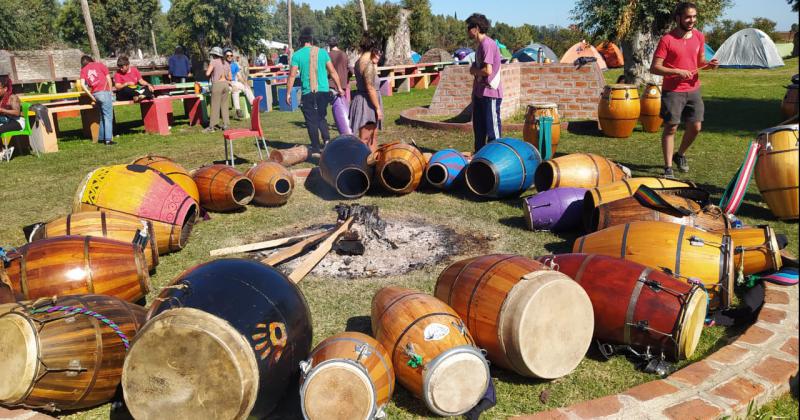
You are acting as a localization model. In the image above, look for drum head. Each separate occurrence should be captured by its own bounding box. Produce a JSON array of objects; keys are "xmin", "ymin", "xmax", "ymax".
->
[
  {"xmin": 302, "ymin": 361, "xmax": 375, "ymax": 420},
  {"xmin": 122, "ymin": 308, "xmax": 259, "ymax": 420},
  {"xmin": 677, "ymin": 288, "xmax": 708, "ymax": 359},
  {"xmin": 759, "ymin": 124, "xmax": 799, "ymax": 135},
  {"xmin": 423, "ymin": 346, "xmax": 489, "ymax": 416},
  {"xmin": 609, "ymin": 84, "xmax": 636, "ymax": 89},
  {"xmin": 0, "ymin": 313, "xmax": 38, "ymax": 403},
  {"xmin": 530, "ymin": 102, "xmax": 557, "ymax": 109}
]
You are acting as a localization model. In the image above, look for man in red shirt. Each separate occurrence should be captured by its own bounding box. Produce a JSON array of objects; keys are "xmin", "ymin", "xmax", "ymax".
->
[
  {"xmin": 79, "ymin": 55, "xmax": 116, "ymax": 145},
  {"xmin": 113, "ymin": 55, "xmax": 154, "ymax": 102},
  {"xmin": 650, "ymin": 2, "xmax": 718, "ymax": 178}
]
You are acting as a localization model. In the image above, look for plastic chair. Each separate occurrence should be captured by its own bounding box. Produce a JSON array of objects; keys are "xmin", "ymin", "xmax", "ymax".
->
[
  {"xmin": 1, "ymin": 102, "xmax": 33, "ymax": 161},
  {"xmin": 222, "ymin": 96, "xmax": 268, "ymax": 166}
]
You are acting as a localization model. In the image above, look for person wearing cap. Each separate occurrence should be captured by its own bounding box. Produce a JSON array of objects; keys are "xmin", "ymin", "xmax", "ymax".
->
[
  {"xmin": 205, "ymin": 46, "xmax": 232, "ymax": 132},
  {"xmin": 169, "ymin": 46, "xmax": 192, "ymax": 83},
  {"xmin": 328, "ymin": 36, "xmax": 350, "ymax": 103},
  {"xmin": 226, "ymin": 49, "xmax": 255, "ymax": 119},
  {"xmin": 79, "ymin": 55, "xmax": 116, "ymax": 145}
]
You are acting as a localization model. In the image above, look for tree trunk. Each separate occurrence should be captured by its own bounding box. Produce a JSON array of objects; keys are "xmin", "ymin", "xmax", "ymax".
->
[
  {"xmin": 79, "ymin": 0, "xmax": 101, "ymax": 59},
  {"xmin": 384, "ymin": 9, "xmax": 412, "ymax": 66},
  {"xmin": 620, "ymin": 30, "xmax": 662, "ymax": 86},
  {"xmin": 288, "ymin": 0, "xmax": 293, "ymax": 56},
  {"xmin": 150, "ymin": 19, "xmax": 158, "ymax": 57},
  {"xmin": 358, "ymin": 0, "xmax": 368, "ymax": 31}
]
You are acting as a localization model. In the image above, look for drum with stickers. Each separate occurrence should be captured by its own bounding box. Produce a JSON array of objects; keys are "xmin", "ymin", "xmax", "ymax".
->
[
  {"xmin": 371, "ymin": 286, "xmax": 489, "ymax": 417},
  {"xmin": 122, "ymin": 259, "xmax": 312, "ymax": 420}
]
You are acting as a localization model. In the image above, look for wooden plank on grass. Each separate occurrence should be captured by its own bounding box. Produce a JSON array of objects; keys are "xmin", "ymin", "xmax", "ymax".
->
[
  {"xmin": 209, "ymin": 230, "xmax": 327, "ymax": 256},
  {"xmin": 260, "ymin": 229, "xmax": 333, "ymax": 266},
  {"xmin": 288, "ymin": 217, "xmax": 354, "ymax": 283}
]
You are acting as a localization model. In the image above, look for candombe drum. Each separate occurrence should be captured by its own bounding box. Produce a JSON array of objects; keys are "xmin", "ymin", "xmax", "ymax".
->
[
  {"xmin": 535, "ymin": 254, "xmax": 707, "ymax": 360},
  {"xmin": 523, "ymin": 187, "xmax": 587, "ymax": 231},
  {"xmin": 372, "ymin": 142, "xmax": 426, "ymax": 194},
  {"xmin": 320, "ymin": 135, "xmax": 374, "ymax": 199},
  {"xmin": 371, "ymin": 287, "xmax": 489, "ymax": 416},
  {"xmin": 713, "ymin": 226, "xmax": 783, "ymax": 276},
  {"xmin": 582, "ymin": 177, "xmax": 695, "ymax": 229},
  {"xmin": 574, "ymin": 220, "xmax": 733, "ymax": 310},
  {"xmin": 0, "ymin": 236, "xmax": 150, "ymax": 304},
  {"xmin": 590, "ymin": 192, "xmax": 730, "ymax": 233},
  {"xmin": 598, "ymin": 84, "xmax": 640, "ymax": 138},
  {"xmin": 522, "ymin": 103, "xmax": 560, "ymax": 154},
  {"xmin": 270, "ymin": 145, "xmax": 310, "ymax": 167},
  {"xmin": 0, "ymin": 294, "xmax": 146, "ymax": 411},
  {"xmin": 425, "ymin": 149, "xmax": 468, "ymax": 190},
  {"xmin": 24, "ymin": 210, "xmax": 159, "ymax": 270},
  {"xmin": 299, "ymin": 332, "xmax": 394, "ymax": 420},
  {"xmin": 130, "ymin": 154, "xmax": 200, "ymax": 204},
  {"xmin": 73, "ymin": 164, "xmax": 197, "ymax": 252},
  {"xmin": 639, "ymin": 83, "xmax": 663, "ymax": 133},
  {"xmin": 435, "ymin": 255, "xmax": 593, "ymax": 378},
  {"xmin": 245, "ymin": 161, "xmax": 295, "ymax": 206},
  {"xmin": 192, "ymin": 164, "xmax": 255, "ymax": 212},
  {"xmin": 782, "ymin": 83, "xmax": 798, "ymax": 120},
  {"xmin": 534, "ymin": 153, "xmax": 628, "ymax": 191},
  {"xmin": 122, "ymin": 259, "xmax": 313, "ymax": 419},
  {"xmin": 465, "ymin": 138, "xmax": 542, "ymax": 198},
  {"xmin": 754, "ymin": 124, "xmax": 799, "ymax": 220}
]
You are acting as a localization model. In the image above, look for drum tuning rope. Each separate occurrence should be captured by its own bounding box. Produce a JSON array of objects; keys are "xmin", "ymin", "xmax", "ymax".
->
[{"xmin": 29, "ymin": 305, "xmax": 132, "ymax": 350}]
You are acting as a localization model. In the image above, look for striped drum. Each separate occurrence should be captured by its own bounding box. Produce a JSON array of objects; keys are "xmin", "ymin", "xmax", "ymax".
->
[{"xmin": 425, "ymin": 149, "xmax": 468, "ymax": 190}]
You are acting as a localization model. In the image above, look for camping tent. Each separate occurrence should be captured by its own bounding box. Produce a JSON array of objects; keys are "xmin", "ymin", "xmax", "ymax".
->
[
  {"xmin": 515, "ymin": 43, "xmax": 558, "ymax": 62},
  {"xmin": 595, "ymin": 41, "xmax": 624, "ymax": 68},
  {"xmin": 704, "ymin": 43, "xmax": 715, "ymax": 62},
  {"xmin": 560, "ymin": 41, "xmax": 607, "ymax": 70},
  {"xmin": 454, "ymin": 47, "xmax": 474, "ymax": 61},
  {"xmin": 496, "ymin": 40, "xmax": 512, "ymax": 60},
  {"xmin": 713, "ymin": 28, "xmax": 784, "ymax": 69}
]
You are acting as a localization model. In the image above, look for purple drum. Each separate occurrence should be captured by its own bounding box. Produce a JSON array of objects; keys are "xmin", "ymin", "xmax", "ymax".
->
[
  {"xmin": 523, "ymin": 187, "xmax": 587, "ymax": 231},
  {"xmin": 332, "ymin": 94, "xmax": 352, "ymax": 135}
]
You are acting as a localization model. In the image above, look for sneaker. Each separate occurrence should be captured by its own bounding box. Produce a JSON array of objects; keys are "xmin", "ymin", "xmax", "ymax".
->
[
  {"xmin": 673, "ymin": 153, "xmax": 689, "ymax": 172},
  {"xmin": 203, "ymin": 127, "xmax": 215, "ymax": 133},
  {"xmin": 104, "ymin": 140, "xmax": 117, "ymax": 145},
  {"xmin": 663, "ymin": 167, "xmax": 675, "ymax": 179}
]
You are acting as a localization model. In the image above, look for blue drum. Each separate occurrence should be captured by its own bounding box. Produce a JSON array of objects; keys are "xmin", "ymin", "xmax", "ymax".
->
[
  {"xmin": 466, "ymin": 138, "xmax": 541, "ymax": 198},
  {"xmin": 425, "ymin": 149, "xmax": 468, "ymax": 190}
]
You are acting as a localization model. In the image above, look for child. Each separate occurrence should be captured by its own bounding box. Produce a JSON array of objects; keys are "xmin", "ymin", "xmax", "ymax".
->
[
  {"xmin": 79, "ymin": 55, "xmax": 115, "ymax": 145},
  {"xmin": 114, "ymin": 56, "xmax": 155, "ymax": 102}
]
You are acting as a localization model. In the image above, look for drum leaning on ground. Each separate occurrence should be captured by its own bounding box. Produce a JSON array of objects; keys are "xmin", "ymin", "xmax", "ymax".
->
[
  {"xmin": 130, "ymin": 155, "xmax": 200, "ymax": 204},
  {"xmin": 122, "ymin": 259, "xmax": 313, "ymax": 420},
  {"xmin": 435, "ymin": 254, "xmax": 594, "ymax": 379},
  {"xmin": 533, "ymin": 153, "xmax": 628, "ymax": 191},
  {"xmin": 598, "ymin": 84, "xmax": 640, "ymax": 138},
  {"xmin": 373, "ymin": 142, "xmax": 426, "ymax": 194},
  {"xmin": 245, "ymin": 161, "xmax": 295, "ymax": 206},
  {"xmin": 0, "ymin": 295, "xmax": 146, "ymax": 411},
  {"xmin": 522, "ymin": 103, "xmax": 561, "ymax": 154},
  {"xmin": 754, "ymin": 124, "xmax": 799, "ymax": 220},
  {"xmin": 590, "ymin": 193, "xmax": 730, "ymax": 233},
  {"xmin": 300, "ymin": 332, "xmax": 395, "ymax": 420}
]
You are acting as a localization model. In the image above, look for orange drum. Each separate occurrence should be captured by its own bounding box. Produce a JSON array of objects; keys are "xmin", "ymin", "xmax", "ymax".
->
[
  {"xmin": 522, "ymin": 103, "xmax": 560, "ymax": 154},
  {"xmin": 754, "ymin": 125, "xmax": 799, "ymax": 220},
  {"xmin": 435, "ymin": 254, "xmax": 593, "ymax": 379},
  {"xmin": 713, "ymin": 226, "xmax": 782, "ymax": 276},
  {"xmin": 371, "ymin": 287, "xmax": 489, "ymax": 417},
  {"xmin": 639, "ymin": 83, "xmax": 663, "ymax": 132},
  {"xmin": 372, "ymin": 143, "xmax": 426, "ymax": 194},
  {"xmin": 270, "ymin": 145, "xmax": 309, "ymax": 167},
  {"xmin": 192, "ymin": 165, "xmax": 255, "ymax": 212},
  {"xmin": 782, "ymin": 84, "xmax": 798, "ymax": 120},
  {"xmin": 245, "ymin": 161, "xmax": 294, "ymax": 206},
  {"xmin": 598, "ymin": 84, "xmax": 640, "ymax": 138},
  {"xmin": 300, "ymin": 332, "xmax": 394, "ymax": 420},
  {"xmin": 131, "ymin": 155, "xmax": 199, "ymax": 204},
  {"xmin": 534, "ymin": 153, "xmax": 628, "ymax": 191}
]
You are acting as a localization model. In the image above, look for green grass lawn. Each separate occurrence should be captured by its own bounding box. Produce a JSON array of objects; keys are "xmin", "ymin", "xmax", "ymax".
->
[{"xmin": 1, "ymin": 59, "xmax": 797, "ymax": 419}]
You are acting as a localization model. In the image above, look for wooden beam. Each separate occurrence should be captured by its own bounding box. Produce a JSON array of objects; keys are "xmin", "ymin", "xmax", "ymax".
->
[
  {"xmin": 260, "ymin": 229, "xmax": 333, "ymax": 266},
  {"xmin": 288, "ymin": 217, "xmax": 353, "ymax": 283},
  {"xmin": 209, "ymin": 230, "xmax": 327, "ymax": 256}
]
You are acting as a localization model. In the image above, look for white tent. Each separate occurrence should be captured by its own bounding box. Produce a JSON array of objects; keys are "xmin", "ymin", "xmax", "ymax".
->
[
  {"xmin": 259, "ymin": 39, "xmax": 289, "ymax": 50},
  {"xmin": 713, "ymin": 28, "xmax": 784, "ymax": 69}
]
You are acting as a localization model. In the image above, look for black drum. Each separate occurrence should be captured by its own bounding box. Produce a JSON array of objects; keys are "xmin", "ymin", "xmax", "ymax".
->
[{"xmin": 121, "ymin": 259, "xmax": 313, "ymax": 420}]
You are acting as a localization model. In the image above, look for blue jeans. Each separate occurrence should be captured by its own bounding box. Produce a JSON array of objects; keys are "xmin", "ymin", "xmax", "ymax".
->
[{"xmin": 94, "ymin": 90, "xmax": 114, "ymax": 142}]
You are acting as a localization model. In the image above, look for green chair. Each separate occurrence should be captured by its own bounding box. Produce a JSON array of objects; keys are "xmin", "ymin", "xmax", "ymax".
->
[{"xmin": 1, "ymin": 102, "xmax": 34, "ymax": 161}]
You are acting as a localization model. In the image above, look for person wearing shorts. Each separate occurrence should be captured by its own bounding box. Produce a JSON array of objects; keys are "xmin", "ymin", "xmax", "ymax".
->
[{"xmin": 650, "ymin": 1, "xmax": 718, "ymax": 178}]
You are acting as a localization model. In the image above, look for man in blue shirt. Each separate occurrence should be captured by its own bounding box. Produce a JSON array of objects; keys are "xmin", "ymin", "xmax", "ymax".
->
[
  {"xmin": 226, "ymin": 49, "xmax": 255, "ymax": 119},
  {"xmin": 168, "ymin": 46, "xmax": 192, "ymax": 83}
]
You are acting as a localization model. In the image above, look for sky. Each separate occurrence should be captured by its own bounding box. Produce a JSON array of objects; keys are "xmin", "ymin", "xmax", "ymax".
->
[{"xmin": 160, "ymin": 0, "xmax": 797, "ymax": 31}]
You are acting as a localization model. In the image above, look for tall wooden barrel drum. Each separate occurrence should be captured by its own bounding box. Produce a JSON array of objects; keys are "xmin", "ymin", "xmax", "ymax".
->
[
  {"xmin": 715, "ymin": 226, "xmax": 783, "ymax": 275},
  {"xmin": 591, "ymin": 193, "xmax": 730, "ymax": 233},
  {"xmin": 598, "ymin": 84, "xmax": 640, "ymax": 138},
  {"xmin": 522, "ymin": 103, "xmax": 561, "ymax": 154},
  {"xmin": 639, "ymin": 83, "xmax": 663, "ymax": 133},
  {"xmin": 582, "ymin": 177, "xmax": 695, "ymax": 229},
  {"xmin": 754, "ymin": 124, "xmax": 799, "ymax": 220}
]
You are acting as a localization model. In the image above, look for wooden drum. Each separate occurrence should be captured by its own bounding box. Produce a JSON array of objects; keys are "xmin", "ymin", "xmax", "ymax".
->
[
  {"xmin": 245, "ymin": 161, "xmax": 295, "ymax": 206},
  {"xmin": 522, "ymin": 103, "xmax": 561, "ymax": 154},
  {"xmin": 131, "ymin": 154, "xmax": 200, "ymax": 204},
  {"xmin": 534, "ymin": 153, "xmax": 628, "ymax": 191},
  {"xmin": 574, "ymin": 221, "xmax": 734, "ymax": 310},
  {"xmin": 0, "ymin": 236, "xmax": 150, "ymax": 304},
  {"xmin": 713, "ymin": 226, "xmax": 782, "ymax": 275},
  {"xmin": 639, "ymin": 83, "xmax": 663, "ymax": 133},
  {"xmin": 591, "ymin": 193, "xmax": 730, "ymax": 233},
  {"xmin": 598, "ymin": 84, "xmax": 640, "ymax": 138},
  {"xmin": 582, "ymin": 177, "xmax": 695, "ymax": 229},
  {"xmin": 0, "ymin": 295, "xmax": 146, "ymax": 411},
  {"xmin": 373, "ymin": 142, "xmax": 426, "ymax": 194},
  {"xmin": 371, "ymin": 287, "xmax": 489, "ymax": 417},
  {"xmin": 782, "ymin": 84, "xmax": 798, "ymax": 120},
  {"xmin": 435, "ymin": 254, "xmax": 594, "ymax": 379},
  {"xmin": 192, "ymin": 164, "xmax": 255, "ymax": 212},
  {"xmin": 535, "ymin": 254, "xmax": 707, "ymax": 360},
  {"xmin": 755, "ymin": 125, "xmax": 799, "ymax": 220},
  {"xmin": 300, "ymin": 332, "xmax": 394, "ymax": 420}
]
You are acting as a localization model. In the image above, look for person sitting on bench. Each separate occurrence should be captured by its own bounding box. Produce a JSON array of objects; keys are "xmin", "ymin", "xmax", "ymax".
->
[
  {"xmin": 0, "ymin": 74, "xmax": 24, "ymax": 136},
  {"xmin": 113, "ymin": 56, "xmax": 155, "ymax": 102}
]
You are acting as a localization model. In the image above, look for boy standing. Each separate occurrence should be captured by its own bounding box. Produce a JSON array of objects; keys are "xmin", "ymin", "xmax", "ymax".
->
[
  {"xmin": 466, "ymin": 13, "xmax": 503, "ymax": 152},
  {"xmin": 80, "ymin": 55, "xmax": 115, "ymax": 145}
]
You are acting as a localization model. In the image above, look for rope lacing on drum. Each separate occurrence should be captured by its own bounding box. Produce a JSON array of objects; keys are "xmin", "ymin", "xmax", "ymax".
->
[
  {"xmin": 404, "ymin": 343, "xmax": 423, "ymax": 368},
  {"xmin": 29, "ymin": 305, "xmax": 132, "ymax": 350}
]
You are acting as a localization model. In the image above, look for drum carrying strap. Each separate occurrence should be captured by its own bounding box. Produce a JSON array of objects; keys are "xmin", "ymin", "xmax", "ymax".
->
[
  {"xmin": 537, "ymin": 116, "xmax": 553, "ymax": 161},
  {"xmin": 633, "ymin": 185, "xmax": 694, "ymax": 218},
  {"xmin": 718, "ymin": 140, "xmax": 760, "ymax": 215}
]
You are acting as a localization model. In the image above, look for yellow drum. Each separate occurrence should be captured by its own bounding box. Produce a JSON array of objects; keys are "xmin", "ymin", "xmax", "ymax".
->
[
  {"xmin": 755, "ymin": 125, "xmax": 799, "ymax": 220},
  {"xmin": 598, "ymin": 84, "xmax": 640, "ymax": 138},
  {"xmin": 522, "ymin": 103, "xmax": 560, "ymax": 154},
  {"xmin": 131, "ymin": 155, "xmax": 199, "ymax": 204},
  {"xmin": 639, "ymin": 83, "xmax": 663, "ymax": 133}
]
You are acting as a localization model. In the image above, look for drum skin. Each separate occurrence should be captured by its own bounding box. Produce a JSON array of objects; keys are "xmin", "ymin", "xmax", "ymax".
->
[
  {"xmin": 245, "ymin": 161, "xmax": 295, "ymax": 206},
  {"xmin": 598, "ymin": 84, "xmax": 641, "ymax": 138},
  {"xmin": 374, "ymin": 143, "xmax": 426, "ymax": 194},
  {"xmin": 122, "ymin": 259, "xmax": 312, "ymax": 420},
  {"xmin": 300, "ymin": 332, "xmax": 394, "ymax": 420},
  {"xmin": 0, "ymin": 294, "xmax": 146, "ymax": 411},
  {"xmin": 465, "ymin": 138, "xmax": 542, "ymax": 198},
  {"xmin": 522, "ymin": 103, "xmax": 560, "ymax": 155},
  {"xmin": 591, "ymin": 194, "xmax": 729, "ymax": 233},
  {"xmin": 26, "ymin": 210, "xmax": 159, "ymax": 270},
  {"xmin": 534, "ymin": 153, "xmax": 628, "ymax": 191},
  {"xmin": 130, "ymin": 155, "xmax": 200, "ymax": 204},
  {"xmin": 434, "ymin": 255, "xmax": 593, "ymax": 379},
  {"xmin": 573, "ymin": 221, "xmax": 734, "ymax": 310},
  {"xmin": 523, "ymin": 187, "xmax": 587, "ymax": 232},
  {"xmin": 425, "ymin": 149, "xmax": 468, "ymax": 190},
  {"xmin": 582, "ymin": 177, "xmax": 695, "ymax": 229},
  {"xmin": 781, "ymin": 84, "xmax": 798, "ymax": 120},
  {"xmin": 754, "ymin": 125, "xmax": 799, "ymax": 220},
  {"xmin": 534, "ymin": 254, "xmax": 707, "ymax": 360},
  {"xmin": 0, "ymin": 236, "xmax": 150, "ymax": 304},
  {"xmin": 371, "ymin": 286, "xmax": 489, "ymax": 417},
  {"xmin": 639, "ymin": 83, "xmax": 663, "ymax": 133},
  {"xmin": 713, "ymin": 226, "xmax": 782, "ymax": 276},
  {"xmin": 192, "ymin": 164, "xmax": 255, "ymax": 212},
  {"xmin": 320, "ymin": 135, "xmax": 374, "ymax": 199}
]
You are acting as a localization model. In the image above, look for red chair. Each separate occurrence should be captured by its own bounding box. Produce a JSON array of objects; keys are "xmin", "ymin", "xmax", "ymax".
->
[{"xmin": 223, "ymin": 96, "xmax": 268, "ymax": 166}]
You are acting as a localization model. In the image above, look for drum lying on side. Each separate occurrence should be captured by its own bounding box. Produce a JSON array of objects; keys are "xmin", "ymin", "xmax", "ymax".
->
[
  {"xmin": 300, "ymin": 332, "xmax": 395, "ymax": 420},
  {"xmin": 465, "ymin": 138, "xmax": 541, "ymax": 198},
  {"xmin": 320, "ymin": 135, "xmax": 374, "ymax": 199},
  {"xmin": 0, "ymin": 294, "xmax": 146, "ymax": 411},
  {"xmin": 374, "ymin": 143, "xmax": 426, "ymax": 194},
  {"xmin": 523, "ymin": 187, "xmax": 587, "ymax": 232},
  {"xmin": 714, "ymin": 226, "xmax": 783, "ymax": 275},
  {"xmin": 122, "ymin": 259, "xmax": 312, "ymax": 420},
  {"xmin": 533, "ymin": 153, "xmax": 628, "ymax": 191},
  {"xmin": 192, "ymin": 165, "xmax": 255, "ymax": 212},
  {"xmin": 131, "ymin": 155, "xmax": 200, "ymax": 204},
  {"xmin": 426, "ymin": 149, "xmax": 468, "ymax": 190},
  {"xmin": 435, "ymin": 254, "xmax": 594, "ymax": 379},
  {"xmin": 590, "ymin": 193, "xmax": 729, "ymax": 233},
  {"xmin": 245, "ymin": 161, "xmax": 295, "ymax": 206}
]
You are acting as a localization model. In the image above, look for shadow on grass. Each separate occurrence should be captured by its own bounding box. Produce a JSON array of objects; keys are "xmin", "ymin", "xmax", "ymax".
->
[
  {"xmin": 702, "ymin": 97, "xmax": 784, "ymax": 134},
  {"xmin": 345, "ymin": 315, "xmax": 372, "ymax": 335}
]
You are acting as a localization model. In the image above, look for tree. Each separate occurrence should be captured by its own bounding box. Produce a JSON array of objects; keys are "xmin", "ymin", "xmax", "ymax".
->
[
  {"xmin": 706, "ymin": 17, "xmax": 777, "ymax": 51},
  {"xmin": 58, "ymin": 0, "xmax": 160, "ymax": 56},
  {"xmin": 751, "ymin": 17, "xmax": 777, "ymax": 41},
  {"xmin": 0, "ymin": 0, "xmax": 60, "ymax": 50},
  {"xmin": 790, "ymin": 0, "xmax": 799, "ymax": 12},
  {"xmin": 403, "ymin": 0, "xmax": 433, "ymax": 52},
  {"xmin": 572, "ymin": 0, "xmax": 730, "ymax": 85}
]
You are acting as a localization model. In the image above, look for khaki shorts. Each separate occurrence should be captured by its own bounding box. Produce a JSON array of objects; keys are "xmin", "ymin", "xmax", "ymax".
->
[{"xmin": 660, "ymin": 89, "xmax": 704, "ymax": 125}]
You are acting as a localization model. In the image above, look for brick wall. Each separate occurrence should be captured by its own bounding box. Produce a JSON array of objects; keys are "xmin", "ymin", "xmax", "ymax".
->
[{"xmin": 429, "ymin": 62, "xmax": 607, "ymax": 121}]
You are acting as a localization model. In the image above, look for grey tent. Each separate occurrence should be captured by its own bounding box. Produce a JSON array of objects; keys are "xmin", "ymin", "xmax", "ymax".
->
[
  {"xmin": 515, "ymin": 43, "xmax": 558, "ymax": 62},
  {"xmin": 713, "ymin": 28, "xmax": 784, "ymax": 69}
]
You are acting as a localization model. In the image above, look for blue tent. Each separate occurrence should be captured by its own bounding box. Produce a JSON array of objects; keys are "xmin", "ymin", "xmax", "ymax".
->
[
  {"xmin": 513, "ymin": 44, "xmax": 558, "ymax": 63},
  {"xmin": 704, "ymin": 43, "xmax": 715, "ymax": 62}
]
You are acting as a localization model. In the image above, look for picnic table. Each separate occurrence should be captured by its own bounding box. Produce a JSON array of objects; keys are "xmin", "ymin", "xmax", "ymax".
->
[
  {"xmin": 19, "ymin": 92, "xmax": 86, "ymax": 103},
  {"xmin": 377, "ymin": 61, "xmax": 452, "ymax": 96}
]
